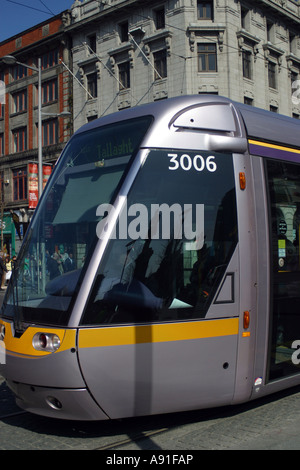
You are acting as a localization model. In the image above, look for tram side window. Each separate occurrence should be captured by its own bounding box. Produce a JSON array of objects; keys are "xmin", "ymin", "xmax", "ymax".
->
[
  {"xmin": 267, "ymin": 159, "xmax": 300, "ymax": 380},
  {"xmin": 82, "ymin": 149, "xmax": 238, "ymax": 325}
]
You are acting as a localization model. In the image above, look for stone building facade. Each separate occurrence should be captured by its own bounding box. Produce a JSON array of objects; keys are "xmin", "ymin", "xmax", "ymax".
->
[{"xmin": 67, "ymin": 0, "xmax": 300, "ymax": 131}]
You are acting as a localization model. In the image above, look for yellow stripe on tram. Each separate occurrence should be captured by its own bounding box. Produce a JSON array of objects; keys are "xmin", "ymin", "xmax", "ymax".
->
[
  {"xmin": 248, "ymin": 139, "xmax": 300, "ymax": 155},
  {"xmin": 79, "ymin": 318, "xmax": 239, "ymax": 348}
]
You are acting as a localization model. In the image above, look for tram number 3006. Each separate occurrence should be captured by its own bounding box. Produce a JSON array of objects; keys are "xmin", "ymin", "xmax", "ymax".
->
[{"xmin": 168, "ymin": 153, "xmax": 217, "ymax": 172}]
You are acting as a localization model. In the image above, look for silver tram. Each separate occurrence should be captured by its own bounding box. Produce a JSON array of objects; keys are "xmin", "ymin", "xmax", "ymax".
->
[{"xmin": 1, "ymin": 95, "xmax": 300, "ymax": 420}]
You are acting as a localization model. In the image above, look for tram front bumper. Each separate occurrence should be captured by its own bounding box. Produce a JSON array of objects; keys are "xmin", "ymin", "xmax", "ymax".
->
[
  {"xmin": 0, "ymin": 320, "xmax": 109, "ymax": 420},
  {"xmin": 6, "ymin": 380, "xmax": 109, "ymax": 421}
]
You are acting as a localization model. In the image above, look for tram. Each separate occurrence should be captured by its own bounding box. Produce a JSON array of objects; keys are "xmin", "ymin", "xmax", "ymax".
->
[{"xmin": 1, "ymin": 94, "xmax": 300, "ymax": 420}]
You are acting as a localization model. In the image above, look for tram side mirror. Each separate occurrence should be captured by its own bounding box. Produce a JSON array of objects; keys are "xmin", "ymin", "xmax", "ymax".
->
[{"xmin": 205, "ymin": 135, "xmax": 248, "ymax": 154}]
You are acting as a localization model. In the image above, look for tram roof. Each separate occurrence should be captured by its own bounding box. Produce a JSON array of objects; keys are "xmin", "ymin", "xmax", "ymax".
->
[
  {"xmin": 75, "ymin": 95, "xmax": 300, "ymax": 150},
  {"xmin": 234, "ymin": 100, "xmax": 300, "ymax": 149}
]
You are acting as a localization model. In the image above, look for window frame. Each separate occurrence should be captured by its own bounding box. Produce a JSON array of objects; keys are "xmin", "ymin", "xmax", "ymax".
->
[
  {"xmin": 13, "ymin": 167, "xmax": 27, "ymax": 201},
  {"xmin": 242, "ymin": 50, "xmax": 252, "ymax": 80},
  {"xmin": 268, "ymin": 61, "xmax": 277, "ymax": 89},
  {"xmin": 12, "ymin": 127, "xmax": 27, "ymax": 153},
  {"xmin": 153, "ymin": 49, "xmax": 167, "ymax": 80},
  {"xmin": 154, "ymin": 7, "xmax": 165, "ymax": 29},
  {"xmin": 197, "ymin": 1, "xmax": 214, "ymax": 20},
  {"xmin": 12, "ymin": 89, "xmax": 27, "ymax": 113},
  {"xmin": 118, "ymin": 61, "xmax": 131, "ymax": 90},
  {"xmin": 42, "ymin": 78, "xmax": 58, "ymax": 105},
  {"xmin": 197, "ymin": 43, "xmax": 217, "ymax": 72},
  {"xmin": 42, "ymin": 118, "xmax": 58, "ymax": 146},
  {"xmin": 87, "ymin": 72, "xmax": 98, "ymax": 100},
  {"xmin": 11, "ymin": 63, "xmax": 27, "ymax": 81},
  {"xmin": 41, "ymin": 49, "xmax": 59, "ymax": 70}
]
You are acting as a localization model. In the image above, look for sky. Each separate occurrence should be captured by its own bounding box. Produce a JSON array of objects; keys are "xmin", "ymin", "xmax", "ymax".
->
[{"xmin": 0, "ymin": 0, "xmax": 74, "ymax": 42}]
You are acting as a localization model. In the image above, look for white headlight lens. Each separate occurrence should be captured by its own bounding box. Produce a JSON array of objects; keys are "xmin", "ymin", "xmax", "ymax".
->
[
  {"xmin": 0, "ymin": 325, "xmax": 5, "ymax": 341},
  {"xmin": 32, "ymin": 333, "xmax": 61, "ymax": 352}
]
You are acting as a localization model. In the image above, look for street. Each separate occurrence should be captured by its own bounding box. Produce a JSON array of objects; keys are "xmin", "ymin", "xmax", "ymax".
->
[{"xmin": 1, "ymin": 370, "xmax": 300, "ymax": 450}]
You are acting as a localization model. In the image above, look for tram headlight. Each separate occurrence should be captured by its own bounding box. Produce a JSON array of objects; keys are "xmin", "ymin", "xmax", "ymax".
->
[
  {"xmin": 32, "ymin": 333, "xmax": 61, "ymax": 352},
  {"xmin": 0, "ymin": 325, "xmax": 5, "ymax": 341}
]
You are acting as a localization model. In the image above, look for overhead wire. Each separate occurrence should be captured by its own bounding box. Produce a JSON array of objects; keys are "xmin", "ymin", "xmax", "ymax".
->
[
  {"xmin": 131, "ymin": 11, "xmax": 300, "ymax": 77},
  {"xmin": 59, "ymin": 58, "xmax": 94, "ymax": 100},
  {"xmin": 6, "ymin": 2, "xmax": 296, "ymax": 111},
  {"xmin": 82, "ymin": 41, "xmax": 139, "ymax": 104},
  {"xmin": 65, "ymin": 6, "xmax": 299, "ymax": 114},
  {"xmin": 128, "ymin": 32, "xmax": 163, "ymax": 80},
  {"xmin": 79, "ymin": 7, "xmax": 299, "ymax": 84},
  {"xmin": 38, "ymin": 0, "xmax": 55, "ymax": 16},
  {"xmin": 5, "ymin": 0, "xmax": 52, "ymax": 15},
  {"xmin": 3, "ymin": 0, "xmax": 299, "ymax": 76}
]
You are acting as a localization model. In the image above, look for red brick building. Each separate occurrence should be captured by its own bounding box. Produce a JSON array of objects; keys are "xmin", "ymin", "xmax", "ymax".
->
[{"xmin": 0, "ymin": 11, "xmax": 72, "ymax": 255}]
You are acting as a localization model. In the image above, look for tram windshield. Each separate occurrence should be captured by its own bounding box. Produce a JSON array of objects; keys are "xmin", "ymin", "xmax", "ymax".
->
[
  {"xmin": 2, "ymin": 116, "xmax": 152, "ymax": 328},
  {"xmin": 82, "ymin": 149, "xmax": 238, "ymax": 324}
]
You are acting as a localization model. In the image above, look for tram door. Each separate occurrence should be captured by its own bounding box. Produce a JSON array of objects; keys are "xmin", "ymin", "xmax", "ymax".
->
[{"xmin": 266, "ymin": 159, "xmax": 300, "ymax": 380}]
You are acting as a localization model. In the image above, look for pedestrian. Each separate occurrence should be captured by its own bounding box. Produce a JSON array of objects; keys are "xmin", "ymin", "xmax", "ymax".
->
[
  {"xmin": 64, "ymin": 251, "xmax": 74, "ymax": 272},
  {"xmin": 0, "ymin": 254, "xmax": 8, "ymax": 290},
  {"xmin": 47, "ymin": 252, "xmax": 62, "ymax": 280},
  {"xmin": 11, "ymin": 255, "xmax": 17, "ymax": 270},
  {"xmin": 5, "ymin": 255, "xmax": 12, "ymax": 285}
]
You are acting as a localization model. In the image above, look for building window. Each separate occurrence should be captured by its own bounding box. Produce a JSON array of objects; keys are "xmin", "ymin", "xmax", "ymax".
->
[
  {"xmin": 0, "ymin": 134, "xmax": 4, "ymax": 156},
  {"xmin": 87, "ymin": 73, "xmax": 97, "ymax": 99},
  {"xmin": 12, "ymin": 63, "xmax": 27, "ymax": 81},
  {"xmin": 0, "ymin": 104, "xmax": 4, "ymax": 119},
  {"xmin": 154, "ymin": 50, "xmax": 167, "ymax": 80},
  {"xmin": 119, "ymin": 21, "xmax": 129, "ymax": 43},
  {"xmin": 268, "ymin": 62, "xmax": 277, "ymax": 89},
  {"xmin": 13, "ymin": 167, "xmax": 27, "ymax": 201},
  {"xmin": 119, "ymin": 62, "xmax": 130, "ymax": 90},
  {"xmin": 241, "ymin": 6, "xmax": 250, "ymax": 30},
  {"xmin": 42, "ymin": 79, "xmax": 58, "ymax": 104},
  {"xmin": 13, "ymin": 127, "xmax": 27, "ymax": 153},
  {"xmin": 266, "ymin": 20, "xmax": 275, "ymax": 43},
  {"xmin": 12, "ymin": 89, "xmax": 27, "ymax": 113},
  {"xmin": 197, "ymin": 1, "xmax": 213, "ymax": 20},
  {"xmin": 41, "ymin": 49, "xmax": 59, "ymax": 70},
  {"xmin": 242, "ymin": 51, "xmax": 252, "ymax": 79},
  {"xmin": 43, "ymin": 119, "xmax": 58, "ymax": 146},
  {"xmin": 87, "ymin": 115, "xmax": 98, "ymax": 122},
  {"xmin": 270, "ymin": 105, "xmax": 278, "ymax": 113},
  {"xmin": 88, "ymin": 34, "xmax": 97, "ymax": 53},
  {"xmin": 244, "ymin": 97, "xmax": 253, "ymax": 106},
  {"xmin": 198, "ymin": 44, "xmax": 217, "ymax": 72},
  {"xmin": 154, "ymin": 7, "xmax": 165, "ymax": 29}
]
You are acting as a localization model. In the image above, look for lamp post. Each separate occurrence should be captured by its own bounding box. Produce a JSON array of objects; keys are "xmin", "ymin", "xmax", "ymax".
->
[{"xmin": 1, "ymin": 55, "xmax": 43, "ymax": 197}]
